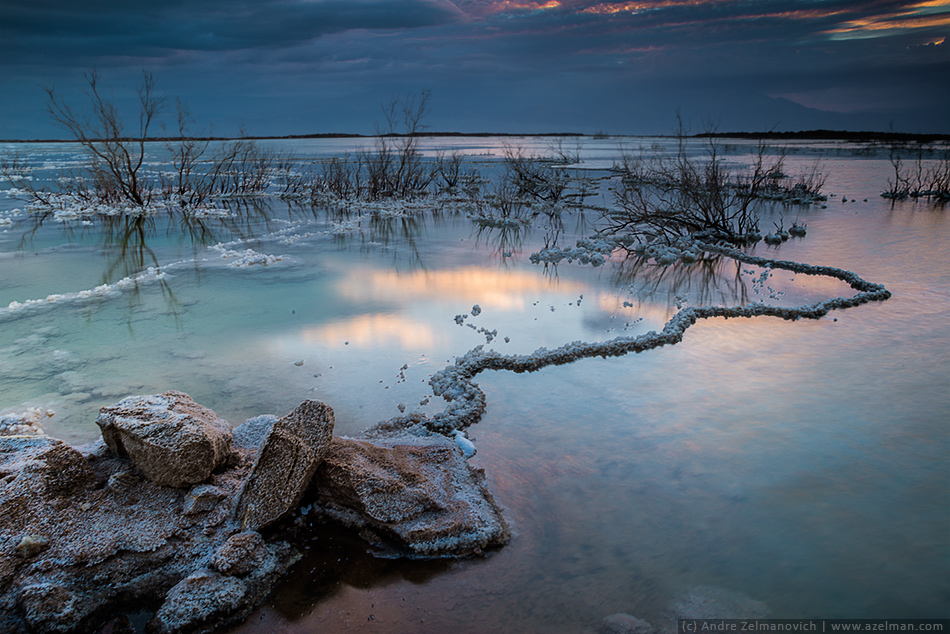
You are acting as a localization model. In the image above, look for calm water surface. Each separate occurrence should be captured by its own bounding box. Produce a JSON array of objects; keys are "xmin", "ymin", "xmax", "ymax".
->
[{"xmin": 1, "ymin": 137, "xmax": 947, "ymax": 632}]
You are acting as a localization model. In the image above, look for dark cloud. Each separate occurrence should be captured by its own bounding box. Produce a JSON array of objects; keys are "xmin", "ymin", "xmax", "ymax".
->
[
  {"xmin": 0, "ymin": 0, "xmax": 463, "ymax": 62},
  {"xmin": 0, "ymin": 0, "xmax": 947, "ymax": 138}
]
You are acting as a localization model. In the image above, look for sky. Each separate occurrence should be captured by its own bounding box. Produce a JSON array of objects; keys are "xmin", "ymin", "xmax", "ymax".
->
[{"xmin": 1, "ymin": 0, "xmax": 948, "ymax": 138}]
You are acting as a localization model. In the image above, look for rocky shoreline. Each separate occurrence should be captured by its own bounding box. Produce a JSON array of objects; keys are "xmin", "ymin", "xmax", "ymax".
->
[{"xmin": 0, "ymin": 391, "xmax": 510, "ymax": 633}]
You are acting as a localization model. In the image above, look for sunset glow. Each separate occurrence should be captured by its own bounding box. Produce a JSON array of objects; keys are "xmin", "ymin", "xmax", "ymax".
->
[
  {"xmin": 335, "ymin": 267, "xmax": 583, "ymax": 311},
  {"xmin": 1, "ymin": 0, "xmax": 947, "ymax": 136},
  {"xmin": 825, "ymin": 0, "xmax": 950, "ymax": 39}
]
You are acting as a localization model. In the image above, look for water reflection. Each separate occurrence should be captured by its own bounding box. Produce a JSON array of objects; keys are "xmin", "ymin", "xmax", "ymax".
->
[
  {"xmin": 298, "ymin": 314, "xmax": 440, "ymax": 350},
  {"xmin": 334, "ymin": 267, "xmax": 583, "ymax": 310},
  {"xmin": 254, "ymin": 523, "xmax": 456, "ymax": 628},
  {"xmin": 472, "ymin": 224, "xmax": 529, "ymax": 261},
  {"xmin": 611, "ymin": 251, "xmax": 750, "ymax": 308}
]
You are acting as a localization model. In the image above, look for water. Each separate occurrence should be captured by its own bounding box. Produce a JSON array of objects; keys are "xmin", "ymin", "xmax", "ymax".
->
[{"xmin": 1, "ymin": 137, "xmax": 947, "ymax": 631}]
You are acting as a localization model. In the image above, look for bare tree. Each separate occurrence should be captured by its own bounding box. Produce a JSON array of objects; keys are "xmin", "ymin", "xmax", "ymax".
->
[
  {"xmin": 604, "ymin": 126, "xmax": 785, "ymax": 244},
  {"xmin": 361, "ymin": 90, "xmax": 435, "ymax": 200},
  {"xmin": 45, "ymin": 70, "xmax": 166, "ymax": 206}
]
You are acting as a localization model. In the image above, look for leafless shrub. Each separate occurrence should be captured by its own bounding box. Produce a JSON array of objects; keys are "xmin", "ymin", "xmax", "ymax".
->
[
  {"xmin": 883, "ymin": 146, "xmax": 950, "ymax": 202},
  {"xmin": 45, "ymin": 70, "xmax": 164, "ymax": 207},
  {"xmin": 501, "ymin": 146, "xmax": 569, "ymax": 205},
  {"xmin": 604, "ymin": 130, "xmax": 785, "ymax": 244},
  {"xmin": 312, "ymin": 155, "xmax": 362, "ymax": 201},
  {"xmin": 308, "ymin": 93, "xmax": 440, "ymax": 203},
  {"xmin": 435, "ymin": 150, "xmax": 472, "ymax": 193},
  {"xmin": 759, "ymin": 158, "xmax": 827, "ymax": 204},
  {"xmin": 360, "ymin": 91, "xmax": 436, "ymax": 200}
]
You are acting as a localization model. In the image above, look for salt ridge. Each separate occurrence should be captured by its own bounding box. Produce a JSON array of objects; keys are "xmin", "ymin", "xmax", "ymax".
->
[{"xmin": 369, "ymin": 240, "xmax": 892, "ymax": 437}]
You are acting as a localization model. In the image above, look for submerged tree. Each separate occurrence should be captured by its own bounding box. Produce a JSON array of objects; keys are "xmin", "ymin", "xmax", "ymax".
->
[
  {"xmin": 45, "ymin": 70, "xmax": 165, "ymax": 207},
  {"xmin": 604, "ymin": 131, "xmax": 785, "ymax": 245}
]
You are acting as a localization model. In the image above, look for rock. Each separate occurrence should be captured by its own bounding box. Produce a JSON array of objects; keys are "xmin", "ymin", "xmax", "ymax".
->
[
  {"xmin": 0, "ymin": 436, "xmax": 94, "ymax": 499},
  {"xmin": 182, "ymin": 485, "xmax": 227, "ymax": 516},
  {"xmin": 231, "ymin": 415, "xmax": 277, "ymax": 452},
  {"xmin": 308, "ymin": 434, "xmax": 510, "ymax": 557},
  {"xmin": 148, "ymin": 570, "xmax": 247, "ymax": 634},
  {"xmin": 96, "ymin": 391, "xmax": 233, "ymax": 488},
  {"xmin": 601, "ymin": 613, "xmax": 655, "ymax": 634},
  {"xmin": 15, "ymin": 535, "xmax": 49, "ymax": 559},
  {"xmin": 211, "ymin": 532, "xmax": 266, "ymax": 577},
  {"xmin": 233, "ymin": 400, "xmax": 334, "ymax": 531},
  {"xmin": 18, "ymin": 581, "xmax": 79, "ymax": 633},
  {"xmin": 0, "ymin": 396, "xmax": 511, "ymax": 633},
  {"xmin": 0, "ymin": 404, "xmax": 293, "ymax": 634}
]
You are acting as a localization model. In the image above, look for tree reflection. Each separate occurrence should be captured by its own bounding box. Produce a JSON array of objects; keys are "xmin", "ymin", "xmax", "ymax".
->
[{"xmin": 611, "ymin": 250, "xmax": 749, "ymax": 309}]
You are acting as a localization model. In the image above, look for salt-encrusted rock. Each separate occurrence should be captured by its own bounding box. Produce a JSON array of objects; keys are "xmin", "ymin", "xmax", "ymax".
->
[
  {"xmin": 211, "ymin": 532, "xmax": 266, "ymax": 576},
  {"xmin": 233, "ymin": 400, "xmax": 334, "ymax": 531},
  {"xmin": 182, "ymin": 485, "xmax": 228, "ymax": 516},
  {"xmin": 148, "ymin": 570, "xmax": 247, "ymax": 634},
  {"xmin": 96, "ymin": 391, "xmax": 233, "ymax": 488},
  {"xmin": 600, "ymin": 613, "xmax": 656, "ymax": 634},
  {"xmin": 0, "ymin": 404, "xmax": 295, "ymax": 634},
  {"xmin": 0, "ymin": 435, "xmax": 94, "ymax": 499},
  {"xmin": 308, "ymin": 434, "xmax": 510, "ymax": 557},
  {"xmin": 231, "ymin": 415, "xmax": 277, "ymax": 451},
  {"xmin": 18, "ymin": 581, "xmax": 79, "ymax": 633}
]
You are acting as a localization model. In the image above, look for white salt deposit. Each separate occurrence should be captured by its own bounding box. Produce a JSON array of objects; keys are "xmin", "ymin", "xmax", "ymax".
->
[
  {"xmin": 370, "ymin": 239, "xmax": 891, "ymax": 437},
  {"xmin": 0, "ymin": 407, "xmax": 53, "ymax": 436},
  {"xmin": 208, "ymin": 245, "xmax": 283, "ymax": 268}
]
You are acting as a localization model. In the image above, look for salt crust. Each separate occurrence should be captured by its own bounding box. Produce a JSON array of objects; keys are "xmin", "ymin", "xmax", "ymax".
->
[{"xmin": 371, "ymin": 239, "xmax": 891, "ymax": 437}]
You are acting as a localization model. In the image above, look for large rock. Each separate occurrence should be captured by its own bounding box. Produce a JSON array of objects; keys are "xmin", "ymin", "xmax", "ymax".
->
[
  {"xmin": 308, "ymin": 434, "xmax": 510, "ymax": 557},
  {"xmin": 233, "ymin": 400, "xmax": 334, "ymax": 531},
  {"xmin": 0, "ymin": 410, "xmax": 293, "ymax": 634},
  {"xmin": 96, "ymin": 391, "xmax": 233, "ymax": 488}
]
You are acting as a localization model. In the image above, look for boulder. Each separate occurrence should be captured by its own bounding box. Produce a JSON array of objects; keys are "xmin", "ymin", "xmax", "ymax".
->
[
  {"xmin": 233, "ymin": 400, "xmax": 334, "ymax": 531},
  {"xmin": 308, "ymin": 434, "xmax": 510, "ymax": 557},
  {"xmin": 147, "ymin": 570, "xmax": 246, "ymax": 634},
  {"xmin": 96, "ymin": 391, "xmax": 232, "ymax": 488}
]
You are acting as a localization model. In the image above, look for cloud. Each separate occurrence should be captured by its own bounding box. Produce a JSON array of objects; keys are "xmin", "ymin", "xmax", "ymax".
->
[
  {"xmin": 1, "ymin": 0, "xmax": 947, "ymax": 137},
  {"xmin": 0, "ymin": 0, "xmax": 463, "ymax": 63}
]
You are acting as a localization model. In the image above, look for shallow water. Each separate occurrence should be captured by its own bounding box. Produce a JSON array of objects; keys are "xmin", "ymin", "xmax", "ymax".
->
[{"xmin": 1, "ymin": 137, "xmax": 947, "ymax": 631}]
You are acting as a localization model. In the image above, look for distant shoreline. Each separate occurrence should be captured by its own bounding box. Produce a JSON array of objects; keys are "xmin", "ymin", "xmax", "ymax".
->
[
  {"xmin": 2, "ymin": 130, "xmax": 948, "ymax": 144},
  {"xmin": 695, "ymin": 130, "xmax": 950, "ymax": 143},
  {"xmin": 0, "ymin": 131, "xmax": 585, "ymax": 144}
]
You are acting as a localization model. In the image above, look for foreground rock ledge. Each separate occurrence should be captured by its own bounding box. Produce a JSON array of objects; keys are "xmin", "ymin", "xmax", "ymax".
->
[
  {"xmin": 0, "ymin": 394, "xmax": 509, "ymax": 634},
  {"xmin": 307, "ymin": 434, "xmax": 510, "ymax": 558}
]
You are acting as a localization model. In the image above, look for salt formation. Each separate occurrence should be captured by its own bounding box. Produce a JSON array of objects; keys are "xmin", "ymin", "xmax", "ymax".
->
[{"xmin": 371, "ymin": 239, "xmax": 891, "ymax": 437}]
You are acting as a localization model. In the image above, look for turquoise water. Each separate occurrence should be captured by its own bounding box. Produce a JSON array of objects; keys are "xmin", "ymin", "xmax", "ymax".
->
[{"xmin": 1, "ymin": 138, "xmax": 947, "ymax": 631}]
